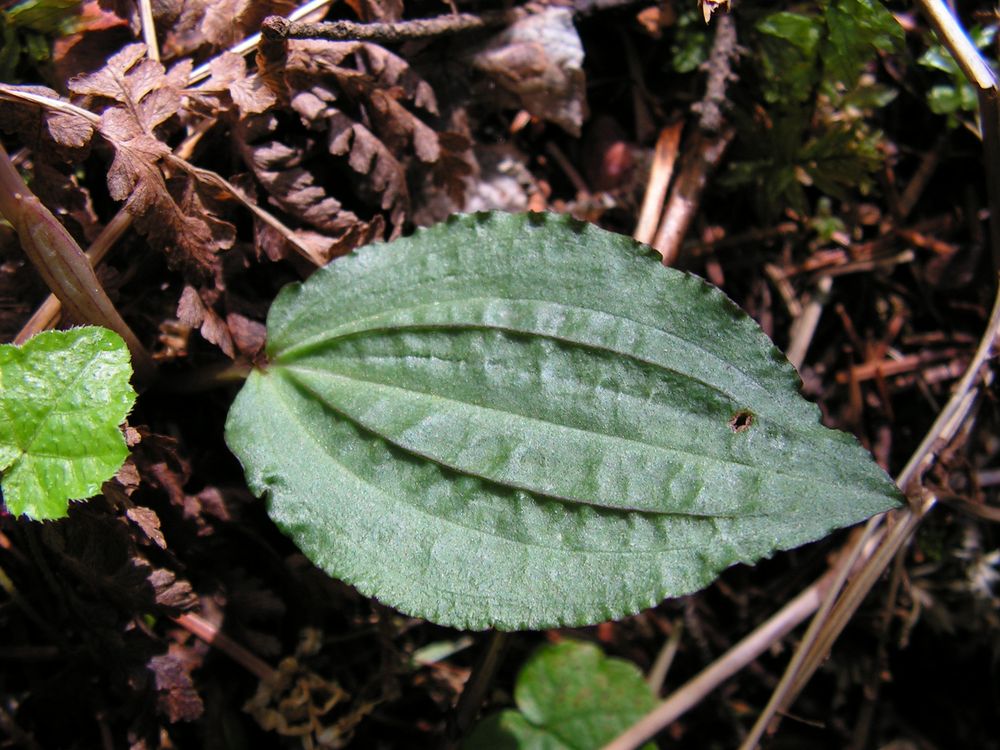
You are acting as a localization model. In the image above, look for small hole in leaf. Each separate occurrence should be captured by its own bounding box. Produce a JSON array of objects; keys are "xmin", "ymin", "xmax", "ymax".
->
[{"xmin": 729, "ymin": 410, "xmax": 753, "ymax": 433}]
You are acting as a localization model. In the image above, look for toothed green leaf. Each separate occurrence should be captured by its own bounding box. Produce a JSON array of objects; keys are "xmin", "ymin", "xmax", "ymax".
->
[
  {"xmin": 225, "ymin": 211, "xmax": 902, "ymax": 630},
  {"xmin": 0, "ymin": 327, "xmax": 136, "ymax": 520}
]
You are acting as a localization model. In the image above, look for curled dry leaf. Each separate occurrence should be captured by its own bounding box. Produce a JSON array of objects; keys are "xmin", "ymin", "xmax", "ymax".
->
[
  {"xmin": 126, "ymin": 505, "xmax": 168, "ymax": 549},
  {"xmin": 285, "ymin": 40, "xmax": 438, "ymax": 115},
  {"xmin": 67, "ymin": 43, "xmax": 234, "ymax": 278},
  {"xmin": 242, "ymin": 113, "xmax": 379, "ymax": 224},
  {"xmin": 470, "ymin": 8, "xmax": 588, "ymax": 136},
  {"xmin": 226, "ymin": 312, "xmax": 267, "ymax": 357},
  {"xmin": 233, "ymin": 36, "xmax": 472, "ymax": 249},
  {"xmin": 0, "ymin": 84, "xmax": 94, "ymax": 156},
  {"xmin": 159, "ymin": 0, "xmax": 294, "ymax": 56},
  {"xmin": 197, "ymin": 52, "xmax": 278, "ymax": 117},
  {"xmin": 149, "ymin": 652, "xmax": 204, "ymax": 723},
  {"xmin": 177, "ymin": 284, "xmax": 236, "ymax": 358}
]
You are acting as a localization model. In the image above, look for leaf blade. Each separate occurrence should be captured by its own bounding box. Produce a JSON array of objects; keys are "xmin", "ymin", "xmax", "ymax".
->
[
  {"xmin": 0, "ymin": 327, "xmax": 136, "ymax": 520},
  {"xmin": 226, "ymin": 212, "xmax": 902, "ymax": 629},
  {"xmin": 465, "ymin": 641, "xmax": 657, "ymax": 750}
]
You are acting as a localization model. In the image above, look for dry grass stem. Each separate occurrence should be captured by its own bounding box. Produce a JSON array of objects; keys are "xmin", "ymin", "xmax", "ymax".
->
[
  {"xmin": 634, "ymin": 124, "xmax": 682, "ymax": 245},
  {"xmin": 138, "ymin": 0, "xmax": 161, "ymax": 62},
  {"xmin": 785, "ymin": 275, "xmax": 833, "ymax": 370}
]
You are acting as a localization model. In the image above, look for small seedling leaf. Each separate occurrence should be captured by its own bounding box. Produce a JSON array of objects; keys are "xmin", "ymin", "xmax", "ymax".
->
[
  {"xmin": 225, "ymin": 212, "xmax": 903, "ymax": 630},
  {"xmin": 0, "ymin": 327, "xmax": 136, "ymax": 520},
  {"xmin": 464, "ymin": 640, "xmax": 657, "ymax": 750}
]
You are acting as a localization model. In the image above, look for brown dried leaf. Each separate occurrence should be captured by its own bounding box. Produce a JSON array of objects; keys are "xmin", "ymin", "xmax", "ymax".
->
[
  {"xmin": 149, "ymin": 653, "xmax": 204, "ymax": 723},
  {"xmin": 237, "ymin": 112, "xmax": 405, "ymax": 238},
  {"xmin": 69, "ymin": 43, "xmax": 231, "ymax": 278},
  {"xmin": 201, "ymin": 52, "xmax": 277, "ymax": 116},
  {"xmin": 205, "ymin": 0, "xmax": 295, "ymax": 47},
  {"xmin": 126, "ymin": 506, "xmax": 167, "ymax": 549},
  {"xmin": 287, "ymin": 40, "xmax": 437, "ymax": 115},
  {"xmin": 47, "ymin": 112, "xmax": 95, "ymax": 149},
  {"xmin": 116, "ymin": 457, "xmax": 142, "ymax": 489},
  {"xmin": 239, "ymin": 36, "xmax": 471, "ymax": 249},
  {"xmin": 70, "ymin": 44, "xmax": 182, "ymax": 133},
  {"xmin": 101, "ymin": 108, "xmax": 171, "ymax": 203},
  {"xmin": 470, "ymin": 8, "xmax": 588, "ymax": 136},
  {"xmin": 254, "ymin": 221, "xmax": 383, "ymax": 264},
  {"xmin": 147, "ymin": 568, "xmax": 197, "ymax": 611},
  {"xmin": 368, "ymin": 87, "xmax": 440, "ymax": 162},
  {"xmin": 160, "ymin": 0, "xmax": 295, "ymax": 54},
  {"xmin": 326, "ymin": 113, "xmax": 408, "ymax": 225},
  {"xmin": 226, "ymin": 313, "xmax": 266, "ymax": 357},
  {"xmin": 177, "ymin": 285, "xmax": 236, "ymax": 358},
  {"xmin": 158, "ymin": 0, "xmax": 210, "ymax": 57},
  {"xmin": 199, "ymin": 0, "xmax": 247, "ymax": 47},
  {"xmin": 0, "ymin": 85, "xmax": 94, "ymax": 155}
]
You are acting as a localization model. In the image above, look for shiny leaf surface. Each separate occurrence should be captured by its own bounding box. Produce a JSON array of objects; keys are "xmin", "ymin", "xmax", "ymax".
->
[{"xmin": 0, "ymin": 327, "xmax": 135, "ymax": 520}]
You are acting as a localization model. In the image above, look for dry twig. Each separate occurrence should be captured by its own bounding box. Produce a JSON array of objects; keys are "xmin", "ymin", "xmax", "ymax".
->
[
  {"xmin": 651, "ymin": 14, "xmax": 739, "ymax": 265},
  {"xmin": 635, "ymin": 124, "xmax": 682, "ymax": 245}
]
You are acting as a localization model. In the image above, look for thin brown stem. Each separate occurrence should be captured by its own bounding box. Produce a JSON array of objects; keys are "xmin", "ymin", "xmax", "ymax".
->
[
  {"xmin": 172, "ymin": 612, "xmax": 275, "ymax": 682},
  {"xmin": 448, "ymin": 631, "xmax": 509, "ymax": 745},
  {"xmin": 137, "ymin": 0, "xmax": 161, "ymax": 61},
  {"xmin": 0, "ymin": 144, "xmax": 156, "ymax": 382},
  {"xmin": 652, "ymin": 128, "xmax": 734, "ymax": 265},
  {"xmin": 261, "ymin": 10, "xmax": 515, "ymax": 45},
  {"xmin": 634, "ymin": 123, "xmax": 683, "ymax": 245},
  {"xmin": 15, "ymin": 210, "xmax": 134, "ymax": 344}
]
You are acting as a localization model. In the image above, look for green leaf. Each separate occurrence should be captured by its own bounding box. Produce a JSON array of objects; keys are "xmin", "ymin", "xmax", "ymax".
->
[
  {"xmin": 757, "ymin": 12, "xmax": 822, "ymax": 54},
  {"xmin": 464, "ymin": 640, "xmax": 657, "ymax": 750},
  {"xmin": 7, "ymin": 0, "xmax": 81, "ymax": 35},
  {"xmin": 670, "ymin": 8, "xmax": 712, "ymax": 74},
  {"xmin": 0, "ymin": 327, "xmax": 136, "ymax": 520},
  {"xmin": 926, "ymin": 85, "xmax": 968, "ymax": 115},
  {"xmin": 225, "ymin": 212, "xmax": 903, "ymax": 630},
  {"xmin": 756, "ymin": 12, "xmax": 822, "ymax": 104},
  {"xmin": 823, "ymin": 0, "xmax": 903, "ymax": 83},
  {"xmin": 918, "ymin": 25, "xmax": 997, "ymax": 128}
]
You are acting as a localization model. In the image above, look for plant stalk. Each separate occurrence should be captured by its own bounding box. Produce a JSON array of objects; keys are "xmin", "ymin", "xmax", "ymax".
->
[
  {"xmin": 0, "ymin": 145, "xmax": 156, "ymax": 382},
  {"xmin": 448, "ymin": 631, "xmax": 509, "ymax": 744}
]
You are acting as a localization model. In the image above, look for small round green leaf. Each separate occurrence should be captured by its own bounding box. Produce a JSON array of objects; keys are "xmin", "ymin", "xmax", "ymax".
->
[
  {"xmin": 0, "ymin": 327, "xmax": 136, "ymax": 520},
  {"xmin": 464, "ymin": 640, "xmax": 657, "ymax": 750},
  {"xmin": 225, "ymin": 212, "xmax": 903, "ymax": 630}
]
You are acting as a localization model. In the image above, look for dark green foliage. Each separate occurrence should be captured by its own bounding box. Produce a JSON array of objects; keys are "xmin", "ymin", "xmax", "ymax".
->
[
  {"xmin": 465, "ymin": 641, "xmax": 657, "ymax": 750},
  {"xmin": 919, "ymin": 25, "xmax": 998, "ymax": 131},
  {"xmin": 0, "ymin": 0, "xmax": 81, "ymax": 81},
  {"xmin": 726, "ymin": 0, "xmax": 903, "ymax": 218}
]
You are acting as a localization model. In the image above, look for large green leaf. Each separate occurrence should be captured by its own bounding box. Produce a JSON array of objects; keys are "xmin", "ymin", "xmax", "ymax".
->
[
  {"xmin": 0, "ymin": 327, "xmax": 136, "ymax": 520},
  {"xmin": 225, "ymin": 212, "xmax": 902, "ymax": 630},
  {"xmin": 464, "ymin": 640, "xmax": 657, "ymax": 750}
]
